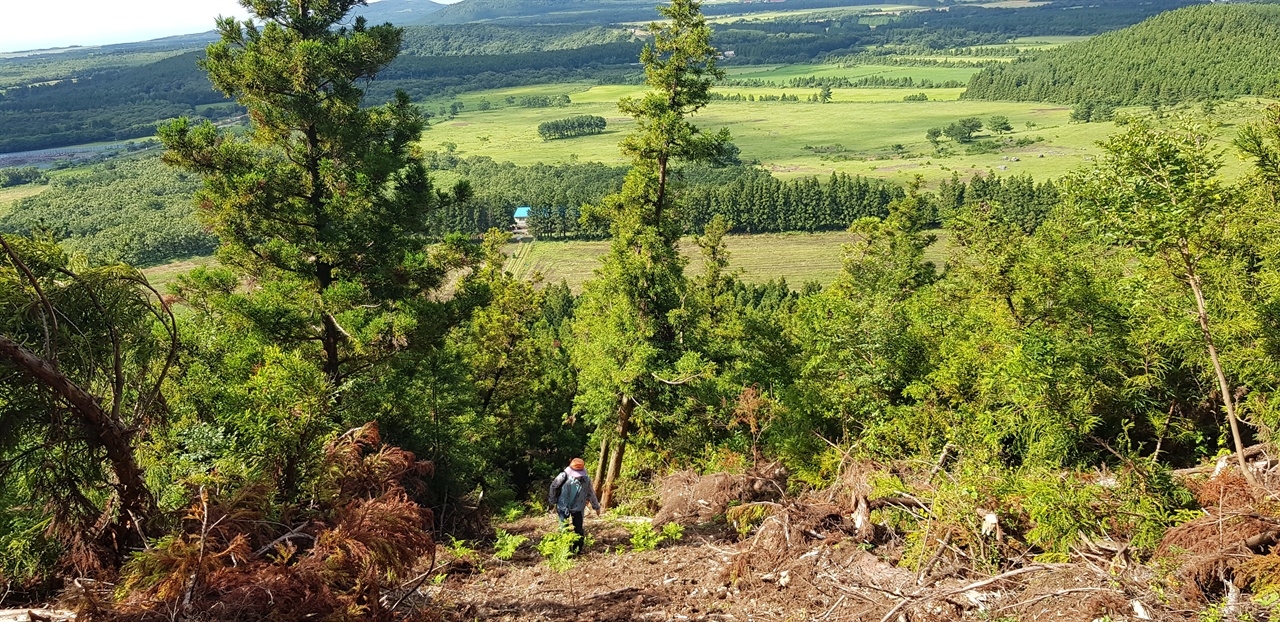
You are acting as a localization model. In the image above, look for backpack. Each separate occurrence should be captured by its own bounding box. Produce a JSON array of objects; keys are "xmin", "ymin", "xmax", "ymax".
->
[{"xmin": 558, "ymin": 474, "xmax": 584, "ymax": 511}]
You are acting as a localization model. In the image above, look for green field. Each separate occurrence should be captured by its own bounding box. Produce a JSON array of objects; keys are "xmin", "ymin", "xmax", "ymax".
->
[
  {"xmin": 423, "ymin": 64, "xmax": 1271, "ymax": 186},
  {"xmin": 141, "ymin": 255, "xmax": 219, "ymax": 291},
  {"xmin": 140, "ymin": 231, "xmax": 951, "ymax": 295},
  {"xmin": 422, "ymin": 75, "xmax": 1108, "ymax": 185},
  {"xmin": 505, "ymin": 230, "xmax": 953, "ymax": 291},
  {"xmin": 0, "ymin": 184, "xmax": 46, "ymax": 217}
]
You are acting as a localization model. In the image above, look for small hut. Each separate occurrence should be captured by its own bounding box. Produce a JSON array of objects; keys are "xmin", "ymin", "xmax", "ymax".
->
[{"xmin": 512, "ymin": 206, "xmax": 531, "ymax": 236}]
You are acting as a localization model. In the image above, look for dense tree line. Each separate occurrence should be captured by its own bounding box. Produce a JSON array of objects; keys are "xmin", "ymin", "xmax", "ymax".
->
[
  {"xmin": 422, "ymin": 0, "xmax": 933, "ymax": 26},
  {"xmin": 0, "ymin": 166, "xmax": 45, "ymax": 187},
  {"xmin": 768, "ymin": 75, "xmax": 967, "ymax": 89},
  {"xmin": 0, "ymin": 51, "xmax": 239, "ymax": 154},
  {"xmin": 538, "ymin": 115, "xmax": 607, "ymax": 140},
  {"xmin": 963, "ymin": 4, "xmax": 1280, "ymax": 105},
  {"xmin": 424, "ymin": 155, "xmax": 906, "ymax": 238},
  {"xmin": 400, "ymin": 24, "xmax": 632, "ymax": 56}
]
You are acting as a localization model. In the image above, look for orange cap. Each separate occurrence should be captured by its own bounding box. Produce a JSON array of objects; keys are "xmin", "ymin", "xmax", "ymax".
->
[{"xmin": 570, "ymin": 458, "xmax": 586, "ymax": 470}]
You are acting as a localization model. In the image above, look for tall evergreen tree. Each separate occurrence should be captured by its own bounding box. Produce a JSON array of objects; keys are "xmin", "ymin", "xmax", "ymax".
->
[
  {"xmin": 571, "ymin": 0, "xmax": 729, "ymax": 508},
  {"xmin": 159, "ymin": 0, "xmax": 451, "ymax": 389}
]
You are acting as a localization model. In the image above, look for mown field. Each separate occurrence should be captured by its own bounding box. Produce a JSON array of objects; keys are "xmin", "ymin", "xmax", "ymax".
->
[
  {"xmin": 139, "ymin": 231, "xmax": 952, "ymax": 294},
  {"xmin": 505, "ymin": 229, "xmax": 953, "ymax": 291},
  {"xmin": 423, "ymin": 76, "xmax": 1104, "ymax": 185},
  {"xmin": 423, "ymin": 65, "xmax": 1269, "ymax": 186}
]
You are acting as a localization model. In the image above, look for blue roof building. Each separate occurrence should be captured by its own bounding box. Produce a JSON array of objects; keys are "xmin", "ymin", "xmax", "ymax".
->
[{"xmin": 512, "ymin": 206, "xmax": 531, "ymax": 238}]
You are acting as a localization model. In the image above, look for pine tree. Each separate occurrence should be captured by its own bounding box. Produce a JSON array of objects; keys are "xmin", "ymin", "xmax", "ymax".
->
[{"xmin": 159, "ymin": 0, "xmax": 453, "ymax": 389}]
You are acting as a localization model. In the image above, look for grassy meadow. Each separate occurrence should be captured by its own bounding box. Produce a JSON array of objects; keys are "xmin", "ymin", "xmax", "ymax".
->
[
  {"xmin": 139, "ymin": 231, "xmax": 951, "ymax": 295},
  {"xmin": 505, "ymin": 229, "xmax": 953, "ymax": 291},
  {"xmin": 423, "ymin": 64, "xmax": 1271, "ymax": 186},
  {"xmin": 422, "ymin": 73, "xmax": 1109, "ymax": 185}
]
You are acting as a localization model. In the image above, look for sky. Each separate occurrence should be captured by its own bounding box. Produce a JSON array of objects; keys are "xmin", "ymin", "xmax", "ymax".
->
[
  {"xmin": 0, "ymin": 0, "xmax": 463, "ymax": 54},
  {"xmin": 1, "ymin": 0, "xmax": 252, "ymax": 53}
]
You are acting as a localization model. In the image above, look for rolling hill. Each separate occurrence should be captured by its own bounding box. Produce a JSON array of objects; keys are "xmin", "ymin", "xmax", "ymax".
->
[{"xmin": 962, "ymin": 3, "xmax": 1280, "ymax": 105}]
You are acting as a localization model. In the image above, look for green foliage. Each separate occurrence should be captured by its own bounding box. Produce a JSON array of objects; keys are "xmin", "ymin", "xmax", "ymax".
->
[
  {"xmin": 965, "ymin": 4, "xmax": 1280, "ymax": 105},
  {"xmin": 662, "ymin": 521, "xmax": 685, "ymax": 542},
  {"xmin": 493, "ymin": 528, "xmax": 529, "ymax": 560},
  {"xmin": 0, "ymin": 167, "xmax": 45, "ymax": 188},
  {"xmin": 0, "ymin": 156, "xmax": 213, "ymax": 266},
  {"xmin": 537, "ymin": 530, "xmax": 580, "ymax": 572},
  {"xmin": 447, "ymin": 536, "xmax": 478, "ymax": 563},
  {"xmin": 987, "ymin": 115, "xmax": 1012, "ymax": 134},
  {"xmin": 538, "ymin": 115, "xmax": 607, "ymax": 140},
  {"xmin": 159, "ymin": 0, "xmax": 453, "ymax": 390},
  {"xmin": 0, "ymin": 236, "xmax": 176, "ymax": 574},
  {"xmin": 726, "ymin": 503, "xmax": 771, "ymax": 538}
]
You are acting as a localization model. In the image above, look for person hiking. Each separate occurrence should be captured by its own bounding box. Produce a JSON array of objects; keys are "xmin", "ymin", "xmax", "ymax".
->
[{"xmin": 548, "ymin": 457, "xmax": 601, "ymax": 553}]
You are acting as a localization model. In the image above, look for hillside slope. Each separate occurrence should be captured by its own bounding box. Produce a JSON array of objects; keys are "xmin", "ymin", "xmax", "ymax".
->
[{"xmin": 962, "ymin": 3, "xmax": 1280, "ymax": 105}]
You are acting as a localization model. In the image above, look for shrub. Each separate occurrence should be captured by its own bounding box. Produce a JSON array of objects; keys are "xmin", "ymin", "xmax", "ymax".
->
[{"xmin": 493, "ymin": 528, "xmax": 528, "ymax": 561}]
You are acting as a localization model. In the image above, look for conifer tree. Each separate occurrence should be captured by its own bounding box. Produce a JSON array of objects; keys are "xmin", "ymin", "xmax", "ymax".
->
[
  {"xmin": 160, "ymin": 0, "xmax": 451, "ymax": 389},
  {"xmin": 571, "ymin": 0, "xmax": 729, "ymax": 508}
]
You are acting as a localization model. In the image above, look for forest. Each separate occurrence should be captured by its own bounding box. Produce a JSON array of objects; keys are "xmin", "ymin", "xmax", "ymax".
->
[
  {"xmin": 5, "ymin": 0, "xmax": 1280, "ymax": 620},
  {"xmin": 964, "ymin": 3, "xmax": 1280, "ymax": 105}
]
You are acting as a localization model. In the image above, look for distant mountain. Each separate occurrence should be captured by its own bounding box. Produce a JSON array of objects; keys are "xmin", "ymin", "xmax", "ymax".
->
[
  {"xmin": 352, "ymin": 0, "xmax": 448, "ymax": 24},
  {"xmin": 418, "ymin": 0, "xmax": 934, "ymax": 26},
  {"xmin": 962, "ymin": 3, "xmax": 1280, "ymax": 105}
]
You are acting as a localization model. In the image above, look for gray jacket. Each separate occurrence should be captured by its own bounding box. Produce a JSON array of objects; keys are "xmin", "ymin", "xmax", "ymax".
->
[{"xmin": 548, "ymin": 467, "xmax": 601, "ymax": 513}]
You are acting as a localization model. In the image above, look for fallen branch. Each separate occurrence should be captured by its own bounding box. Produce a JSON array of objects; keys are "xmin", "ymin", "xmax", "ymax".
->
[
  {"xmin": 253, "ymin": 524, "xmax": 315, "ymax": 557},
  {"xmin": 586, "ymin": 586, "xmax": 641, "ymax": 601},
  {"xmin": 1172, "ymin": 444, "xmax": 1268, "ymax": 477},
  {"xmin": 992, "ymin": 587, "xmax": 1118, "ymax": 613},
  {"xmin": 938, "ymin": 564, "xmax": 1054, "ymax": 597}
]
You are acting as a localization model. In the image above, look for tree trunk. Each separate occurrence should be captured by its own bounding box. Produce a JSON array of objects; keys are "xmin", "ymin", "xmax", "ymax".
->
[
  {"xmin": 600, "ymin": 395, "xmax": 634, "ymax": 510},
  {"xmin": 0, "ymin": 333, "xmax": 152, "ymax": 533},
  {"xmin": 316, "ymin": 260, "xmax": 342, "ymax": 387},
  {"xmin": 594, "ymin": 433, "xmax": 610, "ymax": 498},
  {"xmin": 1185, "ymin": 261, "xmax": 1255, "ymax": 485}
]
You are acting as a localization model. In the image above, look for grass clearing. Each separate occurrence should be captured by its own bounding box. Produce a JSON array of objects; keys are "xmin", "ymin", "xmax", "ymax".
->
[
  {"xmin": 0, "ymin": 184, "xmax": 47, "ymax": 216},
  {"xmin": 422, "ymin": 66, "xmax": 1275, "ymax": 186},
  {"xmin": 505, "ymin": 230, "xmax": 953, "ymax": 291},
  {"xmin": 141, "ymin": 255, "xmax": 219, "ymax": 292}
]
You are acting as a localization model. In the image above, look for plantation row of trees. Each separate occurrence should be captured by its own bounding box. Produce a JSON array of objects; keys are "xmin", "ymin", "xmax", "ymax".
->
[
  {"xmin": 0, "ymin": 145, "xmax": 1060, "ymax": 267},
  {"xmin": 537, "ymin": 115, "xmax": 607, "ymax": 140},
  {"xmin": 963, "ymin": 4, "xmax": 1280, "ymax": 105},
  {"xmin": 774, "ymin": 75, "xmax": 966, "ymax": 89}
]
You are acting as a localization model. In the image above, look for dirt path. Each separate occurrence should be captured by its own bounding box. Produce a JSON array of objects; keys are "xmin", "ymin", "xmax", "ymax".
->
[
  {"xmin": 435, "ymin": 516, "xmax": 821, "ymax": 621},
  {"xmin": 427, "ymin": 514, "xmax": 1169, "ymax": 622}
]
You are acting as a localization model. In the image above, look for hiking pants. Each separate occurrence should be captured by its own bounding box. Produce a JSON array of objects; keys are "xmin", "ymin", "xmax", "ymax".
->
[{"xmin": 557, "ymin": 508, "xmax": 586, "ymax": 553}]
